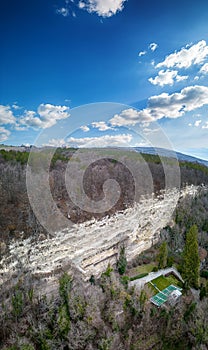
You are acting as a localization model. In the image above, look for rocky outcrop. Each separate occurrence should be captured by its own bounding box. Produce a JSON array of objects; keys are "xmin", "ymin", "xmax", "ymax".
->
[{"xmin": 0, "ymin": 185, "xmax": 199, "ymax": 295}]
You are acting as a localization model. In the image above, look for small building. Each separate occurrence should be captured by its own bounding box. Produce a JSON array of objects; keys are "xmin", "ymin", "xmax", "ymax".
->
[{"xmin": 168, "ymin": 289, "xmax": 182, "ymax": 306}]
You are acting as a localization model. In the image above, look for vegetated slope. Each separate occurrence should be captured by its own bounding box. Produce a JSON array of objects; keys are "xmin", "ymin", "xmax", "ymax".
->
[
  {"xmin": 1, "ymin": 187, "xmax": 208, "ymax": 350},
  {"xmin": 134, "ymin": 146, "xmax": 208, "ymax": 167},
  {"xmin": 0, "ymin": 148, "xmax": 208, "ymax": 350},
  {"xmin": 0, "ymin": 147, "xmax": 208, "ymax": 244}
]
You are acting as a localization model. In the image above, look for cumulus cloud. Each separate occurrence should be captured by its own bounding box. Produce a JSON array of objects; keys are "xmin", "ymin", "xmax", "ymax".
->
[
  {"xmin": 45, "ymin": 138, "xmax": 66, "ymax": 147},
  {"xmin": 149, "ymin": 69, "xmax": 188, "ymax": 87},
  {"xmin": 66, "ymin": 133, "xmax": 132, "ymax": 147},
  {"xmin": 156, "ymin": 40, "xmax": 208, "ymax": 69},
  {"xmin": 202, "ymin": 122, "xmax": 208, "ymax": 129},
  {"xmin": 194, "ymin": 120, "xmax": 202, "ymax": 127},
  {"xmin": 0, "ymin": 127, "xmax": 11, "ymax": 142},
  {"xmin": 110, "ymin": 108, "xmax": 154, "ymax": 126},
  {"xmin": 19, "ymin": 104, "xmax": 70, "ymax": 129},
  {"xmin": 148, "ymin": 85, "xmax": 208, "ymax": 116},
  {"xmin": 78, "ymin": 0, "xmax": 127, "ymax": 17},
  {"xmin": 12, "ymin": 104, "xmax": 22, "ymax": 110},
  {"xmin": 149, "ymin": 42, "xmax": 158, "ymax": 52},
  {"xmin": 80, "ymin": 125, "xmax": 90, "ymax": 132},
  {"xmin": 110, "ymin": 85, "xmax": 208, "ymax": 126},
  {"xmin": 0, "ymin": 105, "xmax": 16, "ymax": 125},
  {"xmin": 19, "ymin": 110, "xmax": 43, "ymax": 129},
  {"xmin": 56, "ymin": 7, "xmax": 69, "ymax": 16},
  {"xmin": 38, "ymin": 103, "xmax": 70, "ymax": 123},
  {"xmin": 200, "ymin": 62, "xmax": 208, "ymax": 74},
  {"xmin": 91, "ymin": 121, "xmax": 113, "ymax": 131},
  {"xmin": 138, "ymin": 51, "xmax": 146, "ymax": 57}
]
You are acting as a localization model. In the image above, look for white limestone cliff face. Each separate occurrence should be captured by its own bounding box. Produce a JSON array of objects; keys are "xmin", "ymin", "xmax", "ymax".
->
[{"xmin": 0, "ymin": 185, "xmax": 199, "ymax": 294}]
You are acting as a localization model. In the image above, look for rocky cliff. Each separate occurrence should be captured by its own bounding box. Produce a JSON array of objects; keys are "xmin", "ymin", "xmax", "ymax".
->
[{"xmin": 0, "ymin": 184, "xmax": 199, "ymax": 295}]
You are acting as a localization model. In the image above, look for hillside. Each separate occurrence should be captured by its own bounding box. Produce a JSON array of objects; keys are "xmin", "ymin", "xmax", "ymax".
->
[
  {"xmin": 0, "ymin": 146, "xmax": 208, "ymax": 239},
  {"xmin": 0, "ymin": 147, "xmax": 208, "ymax": 349}
]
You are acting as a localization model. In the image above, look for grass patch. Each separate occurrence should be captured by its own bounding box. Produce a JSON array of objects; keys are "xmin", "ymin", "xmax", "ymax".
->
[
  {"xmin": 165, "ymin": 274, "xmax": 183, "ymax": 288},
  {"xmin": 151, "ymin": 276, "xmax": 172, "ymax": 291},
  {"xmin": 128, "ymin": 263, "xmax": 155, "ymax": 277},
  {"xmin": 148, "ymin": 274, "xmax": 183, "ymax": 294}
]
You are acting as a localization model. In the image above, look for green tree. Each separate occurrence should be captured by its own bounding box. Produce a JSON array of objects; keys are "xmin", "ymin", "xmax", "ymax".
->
[
  {"xmin": 139, "ymin": 289, "xmax": 147, "ymax": 311},
  {"xmin": 157, "ymin": 241, "xmax": 168, "ymax": 269},
  {"xmin": 58, "ymin": 273, "xmax": 72, "ymax": 336},
  {"xmin": 12, "ymin": 288, "xmax": 23, "ymax": 319},
  {"xmin": 117, "ymin": 245, "xmax": 127, "ymax": 275},
  {"xmin": 183, "ymin": 225, "xmax": 200, "ymax": 289},
  {"xmin": 59, "ymin": 272, "xmax": 72, "ymax": 306}
]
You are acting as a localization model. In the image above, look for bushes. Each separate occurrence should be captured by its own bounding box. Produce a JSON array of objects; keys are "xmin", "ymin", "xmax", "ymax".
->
[
  {"xmin": 121, "ymin": 275, "xmax": 129, "ymax": 287},
  {"xmin": 117, "ymin": 246, "xmax": 127, "ymax": 275},
  {"xmin": 11, "ymin": 288, "xmax": 23, "ymax": 318},
  {"xmin": 130, "ymin": 273, "xmax": 148, "ymax": 281},
  {"xmin": 0, "ymin": 149, "xmax": 29, "ymax": 164},
  {"xmin": 200, "ymin": 270, "xmax": 208, "ymax": 279},
  {"xmin": 59, "ymin": 272, "xmax": 72, "ymax": 306}
]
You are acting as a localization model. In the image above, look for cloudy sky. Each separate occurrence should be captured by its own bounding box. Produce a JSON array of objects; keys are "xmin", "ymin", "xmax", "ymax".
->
[{"xmin": 0, "ymin": 0, "xmax": 208, "ymax": 160}]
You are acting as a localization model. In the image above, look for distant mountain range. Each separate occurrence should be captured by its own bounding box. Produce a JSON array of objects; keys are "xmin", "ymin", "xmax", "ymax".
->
[
  {"xmin": 0, "ymin": 144, "xmax": 208, "ymax": 167},
  {"xmin": 133, "ymin": 147, "xmax": 208, "ymax": 167}
]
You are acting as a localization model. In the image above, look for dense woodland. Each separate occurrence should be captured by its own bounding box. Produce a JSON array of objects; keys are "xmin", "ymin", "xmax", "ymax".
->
[{"xmin": 0, "ymin": 148, "xmax": 208, "ymax": 349}]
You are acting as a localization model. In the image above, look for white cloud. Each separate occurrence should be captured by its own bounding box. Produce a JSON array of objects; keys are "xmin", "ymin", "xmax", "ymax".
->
[
  {"xmin": 110, "ymin": 108, "xmax": 154, "ymax": 126},
  {"xmin": 78, "ymin": 0, "xmax": 127, "ymax": 17},
  {"xmin": 45, "ymin": 138, "xmax": 66, "ymax": 147},
  {"xmin": 149, "ymin": 69, "xmax": 188, "ymax": 87},
  {"xmin": 66, "ymin": 133, "xmax": 132, "ymax": 147},
  {"xmin": 91, "ymin": 121, "xmax": 113, "ymax": 131},
  {"xmin": 148, "ymin": 85, "xmax": 208, "ymax": 116},
  {"xmin": 149, "ymin": 42, "xmax": 158, "ymax": 52},
  {"xmin": 202, "ymin": 122, "xmax": 208, "ymax": 129},
  {"xmin": 19, "ymin": 104, "xmax": 70, "ymax": 129},
  {"xmin": 194, "ymin": 76, "xmax": 200, "ymax": 80},
  {"xmin": 38, "ymin": 103, "xmax": 70, "ymax": 121},
  {"xmin": 0, "ymin": 103, "xmax": 71, "ymax": 138},
  {"xmin": 138, "ymin": 51, "xmax": 146, "ymax": 57},
  {"xmin": 12, "ymin": 104, "xmax": 22, "ymax": 110},
  {"xmin": 200, "ymin": 62, "xmax": 208, "ymax": 74},
  {"xmin": 142, "ymin": 127, "xmax": 160, "ymax": 135},
  {"xmin": 0, "ymin": 105, "xmax": 16, "ymax": 125},
  {"xmin": 110, "ymin": 85, "xmax": 208, "ymax": 126},
  {"xmin": 80, "ymin": 125, "xmax": 90, "ymax": 132},
  {"xmin": 194, "ymin": 120, "xmax": 201, "ymax": 127},
  {"xmin": 0, "ymin": 127, "xmax": 11, "ymax": 142},
  {"xmin": 19, "ymin": 110, "xmax": 44, "ymax": 129},
  {"xmin": 156, "ymin": 40, "xmax": 208, "ymax": 69},
  {"xmin": 56, "ymin": 7, "xmax": 69, "ymax": 17},
  {"xmin": 176, "ymin": 74, "xmax": 189, "ymax": 83},
  {"xmin": 78, "ymin": 1, "xmax": 85, "ymax": 9}
]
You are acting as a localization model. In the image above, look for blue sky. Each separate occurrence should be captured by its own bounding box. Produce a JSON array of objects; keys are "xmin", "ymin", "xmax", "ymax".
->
[{"xmin": 0, "ymin": 0, "xmax": 208, "ymax": 160}]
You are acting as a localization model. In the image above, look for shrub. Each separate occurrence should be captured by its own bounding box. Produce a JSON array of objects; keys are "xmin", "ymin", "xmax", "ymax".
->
[
  {"xmin": 130, "ymin": 273, "xmax": 148, "ymax": 281},
  {"xmin": 117, "ymin": 246, "xmax": 127, "ymax": 275},
  {"xmin": 200, "ymin": 270, "xmax": 208, "ymax": 279},
  {"xmin": 121, "ymin": 275, "xmax": 129, "ymax": 288}
]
